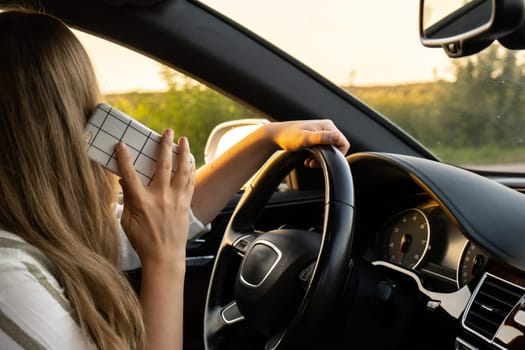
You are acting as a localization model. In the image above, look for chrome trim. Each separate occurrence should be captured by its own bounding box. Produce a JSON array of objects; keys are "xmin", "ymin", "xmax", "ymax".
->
[
  {"xmin": 240, "ymin": 240, "xmax": 282, "ymax": 288},
  {"xmin": 372, "ymin": 260, "xmax": 471, "ymax": 318},
  {"xmin": 514, "ymin": 310, "xmax": 525, "ymax": 327},
  {"xmin": 187, "ymin": 238, "xmax": 207, "ymax": 250},
  {"xmin": 456, "ymin": 239, "xmax": 471, "ymax": 288},
  {"xmin": 185, "ymin": 255, "xmax": 214, "ymax": 267},
  {"xmin": 420, "ymin": 267, "xmax": 457, "ymax": 284},
  {"xmin": 455, "ymin": 337, "xmax": 478, "ymax": 350},
  {"xmin": 426, "ymin": 299, "xmax": 441, "ymax": 310},
  {"xmin": 220, "ymin": 301, "xmax": 245, "ymax": 325},
  {"xmin": 461, "ymin": 272, "xmax": 525, "ymax": 350}
]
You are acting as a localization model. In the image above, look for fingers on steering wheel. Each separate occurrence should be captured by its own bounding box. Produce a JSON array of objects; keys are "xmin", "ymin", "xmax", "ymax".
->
[
  {"xmin": 331, "ymin": 131, "xmax": 351, "ymax": 155},
  {"xmin": 304, "ymin": 157, "xmax": 318, "ymax": 168},
  {"xmin": 311, "ymin": 130, "xmax": 349, "ymax": 154},
  {"xmin": 315, "ymin": 120, "xmax": 350, "ymax": 155}
]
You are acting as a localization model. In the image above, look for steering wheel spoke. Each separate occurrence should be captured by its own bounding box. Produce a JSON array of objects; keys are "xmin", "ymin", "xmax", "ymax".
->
[
  {"xmin": 205, "ymin": 301, "xmax": 245, "ymax": 346},
  {"xmin": 264, "ymin": 328, "xmax": 286, "ymax": 350}
]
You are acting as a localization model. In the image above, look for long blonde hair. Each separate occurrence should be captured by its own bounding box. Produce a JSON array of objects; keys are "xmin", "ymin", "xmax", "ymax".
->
[{"xmin": 0, "ymin": 9, "xmax": 145, "ymax": 349}]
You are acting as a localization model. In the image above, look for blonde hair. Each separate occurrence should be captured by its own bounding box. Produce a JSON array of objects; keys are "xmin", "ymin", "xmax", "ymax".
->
[{"xmin": 0, "ymin": 9, "xmax": 145, "ymax": 349}]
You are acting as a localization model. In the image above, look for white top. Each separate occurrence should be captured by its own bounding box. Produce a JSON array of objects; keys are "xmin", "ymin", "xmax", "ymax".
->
[{"xmin": 0, "ymin": 207, "xmax": 209, "ymax": 349}]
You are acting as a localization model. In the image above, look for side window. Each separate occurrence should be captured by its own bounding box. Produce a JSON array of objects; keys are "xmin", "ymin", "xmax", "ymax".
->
[{"xmin": 75, "ymin": 30, "xmax": 260, "ymax": 167}]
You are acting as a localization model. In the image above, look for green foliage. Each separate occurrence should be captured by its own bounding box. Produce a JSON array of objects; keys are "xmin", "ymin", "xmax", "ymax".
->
[
  {"xmin": 346, "ymin": 45, "xmax": 525, "ymax": 165},
  {"xmin": 431, "ymin": 145, "xmax": 525, "ymax": 165},
  {"xmin": 105, "ymin": 70, "xmax": 258, "ymax": 166},
  {"xmin": 436, "ymin": 46, "xmax": 525, "ymax": 148}
]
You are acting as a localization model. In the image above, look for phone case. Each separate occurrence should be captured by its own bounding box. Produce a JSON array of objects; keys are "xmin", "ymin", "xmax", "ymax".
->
[{"xmin": 85, "ymin": 103, "xmax": 190, "ymax": 186}]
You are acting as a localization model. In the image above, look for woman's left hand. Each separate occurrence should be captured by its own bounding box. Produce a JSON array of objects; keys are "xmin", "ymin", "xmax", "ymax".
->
[
  {"xmin": 263, "ymin": 119, "xmax": 350, "ymax": 166},
  {"xmin": 115, "ymin": 129, "xmax": 194, "ymax": 267}
]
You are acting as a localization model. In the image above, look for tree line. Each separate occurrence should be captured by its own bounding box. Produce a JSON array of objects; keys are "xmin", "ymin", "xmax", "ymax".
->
[{"xmin": 346, "ymin": 45, "xmax": 525, "ymax": 164}]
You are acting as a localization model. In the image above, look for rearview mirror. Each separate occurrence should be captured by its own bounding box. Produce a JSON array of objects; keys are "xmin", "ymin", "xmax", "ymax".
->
[
  {"xmin": 420, "ymin": 0, "xmax": 494, "ymax": 46},
  {"xmin": 419, "ymin": 0, "xmax": 525, "ymax": 57}
]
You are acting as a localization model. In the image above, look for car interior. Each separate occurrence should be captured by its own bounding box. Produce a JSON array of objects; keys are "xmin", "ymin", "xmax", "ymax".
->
[{"xmin": 2, "ymin": 0, "xmax": 525, "ymax": 349}]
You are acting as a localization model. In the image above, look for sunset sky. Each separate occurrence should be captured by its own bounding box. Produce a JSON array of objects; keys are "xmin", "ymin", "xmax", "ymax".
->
[{"xmin": 78, "ymin": 0, "xmax": 453, "ymax": 94}]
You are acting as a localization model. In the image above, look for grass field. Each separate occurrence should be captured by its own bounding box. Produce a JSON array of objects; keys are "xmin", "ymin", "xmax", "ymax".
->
[{"xmin": 429, "ymin": 145, "xmax": 525, "ymax": 166}]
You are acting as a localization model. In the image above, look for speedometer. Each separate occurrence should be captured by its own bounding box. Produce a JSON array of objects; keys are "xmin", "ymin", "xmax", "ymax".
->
[{"xmin": 381, "ymin": 208, "xmax": 430, "ymax": 269}]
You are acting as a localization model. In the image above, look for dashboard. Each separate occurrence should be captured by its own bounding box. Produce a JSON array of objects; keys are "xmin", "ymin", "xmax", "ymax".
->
[{"xmin": 340, "ymin": 152, "xmax": 525, "ymax": 350}]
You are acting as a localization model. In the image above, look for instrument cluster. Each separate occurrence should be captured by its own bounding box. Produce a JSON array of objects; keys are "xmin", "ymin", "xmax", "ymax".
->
[{"xmin": 374, "ymin": 202, "xmax": 490, "ymax": 291}]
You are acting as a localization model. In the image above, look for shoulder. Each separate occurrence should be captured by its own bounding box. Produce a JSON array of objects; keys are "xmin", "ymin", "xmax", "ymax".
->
[{"xmin": 0, "ymin": 230, "xmax": 96, "ymax": 350}]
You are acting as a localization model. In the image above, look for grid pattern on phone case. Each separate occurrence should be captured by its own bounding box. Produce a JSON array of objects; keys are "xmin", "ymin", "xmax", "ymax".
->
[{"xmin": 85, "ymin": 104, "xmax": 179, "ymax": 186}]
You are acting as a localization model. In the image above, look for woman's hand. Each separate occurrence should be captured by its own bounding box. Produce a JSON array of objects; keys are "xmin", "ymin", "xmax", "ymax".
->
[
  {"xmin": 116, "ymin": 130, "xmax": 193, "ymax": 350},
  {"xmin": 263, "ymin": 119, "xmax": 350, "ymax": 166},
  {"xmin": 115, "ymin": 129, "xmax": 195, "ymax": 267}
]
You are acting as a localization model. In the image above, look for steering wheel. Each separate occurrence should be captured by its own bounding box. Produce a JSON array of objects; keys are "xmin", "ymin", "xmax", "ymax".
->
[{"xmin": 204, "ymin": 145, "xmax": 355, "ymax": 350}]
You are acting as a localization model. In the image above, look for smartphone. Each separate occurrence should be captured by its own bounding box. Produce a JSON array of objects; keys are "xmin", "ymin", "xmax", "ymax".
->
[{"xmin": 85, "ymin": 103, "xmax": 192, "ymax": 186}]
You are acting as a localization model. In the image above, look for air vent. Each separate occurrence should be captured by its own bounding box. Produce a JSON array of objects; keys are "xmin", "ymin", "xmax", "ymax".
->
[{"xmin": 462, "ymin": 273, "xmax": 525, "ymax": 344}]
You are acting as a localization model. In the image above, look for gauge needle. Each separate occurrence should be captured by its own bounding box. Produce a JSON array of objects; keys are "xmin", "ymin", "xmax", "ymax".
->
[
  {"xmin": 471, "ymin": 255, "xmax": 485, "ymax": 277},
  {"xmin": 397, "ymin": 234, "xmax": 412, "ymax": 264}
]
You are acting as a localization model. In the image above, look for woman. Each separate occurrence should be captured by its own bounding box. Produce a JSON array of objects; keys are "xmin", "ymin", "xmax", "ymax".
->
[{"xmin": 0, "ymin": 8, "xmax": 350, "ymax": 350}]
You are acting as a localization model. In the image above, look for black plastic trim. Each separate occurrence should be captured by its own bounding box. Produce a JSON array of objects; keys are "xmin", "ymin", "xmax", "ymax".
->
[{"xmin": 349, "ymin": 152, "xmax": 525, "ymax": 272}]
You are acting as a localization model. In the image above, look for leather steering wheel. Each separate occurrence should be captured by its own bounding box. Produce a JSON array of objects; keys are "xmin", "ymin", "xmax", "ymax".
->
[{"xmin": 204, "ymin": 145, "xmax": 355, "ymax": 350}]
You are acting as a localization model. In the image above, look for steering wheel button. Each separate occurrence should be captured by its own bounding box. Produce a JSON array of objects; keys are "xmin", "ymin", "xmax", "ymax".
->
[
  {"xmin": 240, "ymin": 243, "xmax": 280, "ymax": 287},
  {"xmin": 233, "ymin": 235, "xmax": 256, "ymax": 254},
  {"xmin": 221, "ymin": 302, "xmax": 245, "ymax": 324}
]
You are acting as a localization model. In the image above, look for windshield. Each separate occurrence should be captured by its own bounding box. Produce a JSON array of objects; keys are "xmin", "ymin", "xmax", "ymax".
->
[{"xmin": 200, "ymin": 0, "xmax": 525, "ymax": 173}]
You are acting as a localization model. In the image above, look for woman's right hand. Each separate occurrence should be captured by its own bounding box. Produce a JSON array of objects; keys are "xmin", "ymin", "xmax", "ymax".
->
[{"xmin": 115, "ymin": 129, "xmax": 195, "ymax": 267}]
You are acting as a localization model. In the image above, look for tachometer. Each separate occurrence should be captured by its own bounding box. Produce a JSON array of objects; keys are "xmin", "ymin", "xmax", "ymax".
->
[
  {"xmin": 458, "ymin": 241, "xmax": 489, "ymax": 287},
  {"xmin": 381, "ymin": 208, "xmax": 430, "ymax": 269}
]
